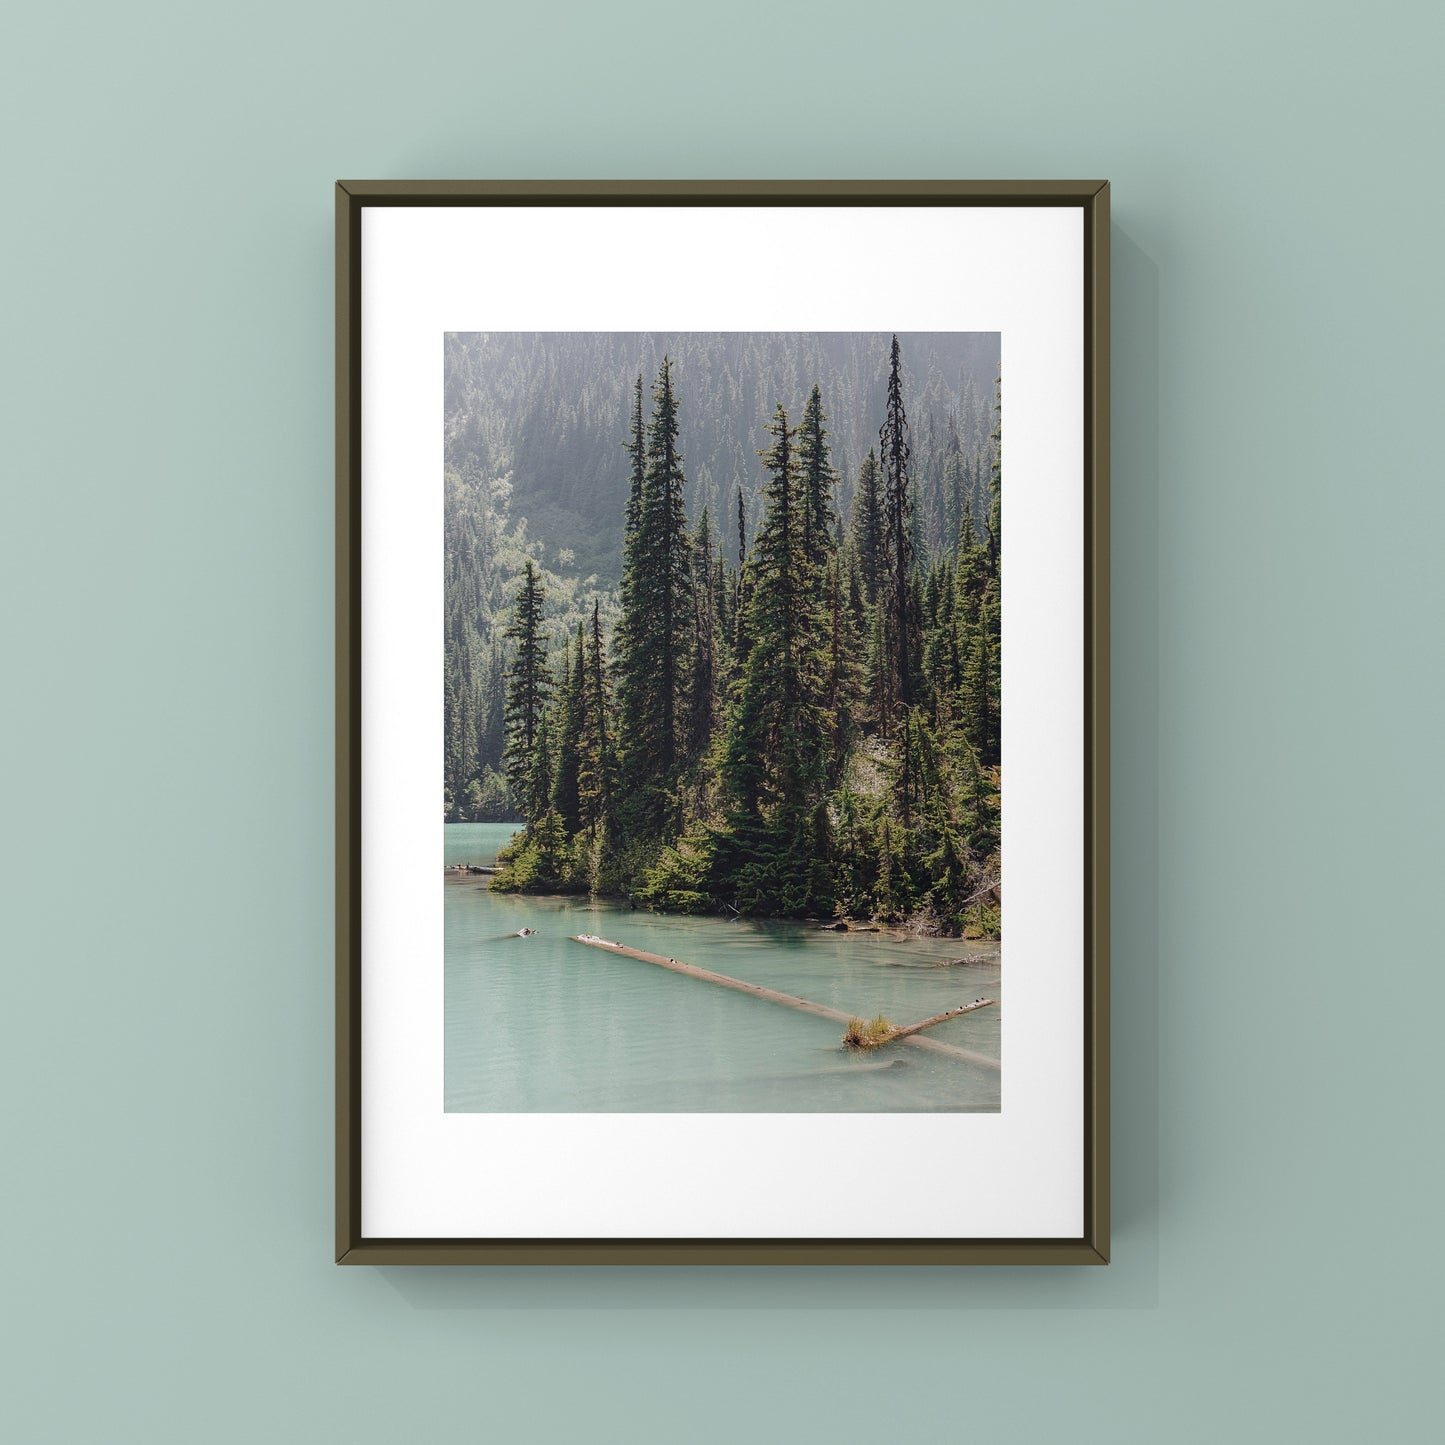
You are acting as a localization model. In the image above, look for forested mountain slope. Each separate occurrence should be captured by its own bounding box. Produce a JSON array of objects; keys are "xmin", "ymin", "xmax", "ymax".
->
[{"xmin": 445, "ymin": 332, "xmax": 998, "ymax": 584}]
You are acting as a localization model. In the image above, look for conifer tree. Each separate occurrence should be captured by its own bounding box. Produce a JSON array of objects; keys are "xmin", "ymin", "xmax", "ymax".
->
[
  {"xmin": 444, "ymin": 662, "xmax": 463, "ymax": 819},
  {"xmin": 458, "ymin": 681, "xmax": 476, "ymax": 816},
  {"xmin": 950, "ymin": 727, "xmax": 997, "ymax": 866},
  {"xmin": 986, "ymin": 364, "xmax": 1002, "ymax": 576},
  {"xmin": 796, "ymin": 384, "xmax": 837, "ymax": 579},
  {"xmin": 719, "ymin": 405, "xmax": 832, "ymax": 912},
  {"xmin": 732, "ymin": 486, "xmax": 752, "ymax": 668},
  {"xmin": 616, "ymin": 357, "xmax": 694, "ymax": 832},
  {"xmin": 850, "ymin": 448, "xmax": 883, "ymax": 607},
  {"xmin": 501, "ymin": 561, "xmax": 552, "ymax": 822},
  {"xmin": 526, "ymin": 705, "xmax": 555, "ymax": 829},
  {"xmin": 480, "ymin": 639, "xmax": 505, "ymax": 773},
  {"xmin": 623, "ymin": 373, "xmax": 646, "ymax": 542},
  {"xmin": 685, "ymin": 508, "xmax": 720, "ymax": 768},
  {"xmin": 613, "ymin": 374, "xmax": 647, "ymax": 674},
  {"xmin": 714, "ymin": 553, "xmax": 734, "ymax": 685},
  {"xmin": 875, "ymin": 815, "xmax": 908, "ymax": 920},
  {"xmin": 980, "ymin": 365, "xmax": 1002, "ymax": 767},
  {"xmin": 878, "ymin": 335, "xmax": 919, "ymax": 730},
  {"xmin": 959, "ymin": 605, "xmax": 995, "ymax": 767},
  {"xmin": 577, "ymin": 598, "xmax": 615, "ymax": 837},
  {"xmin": 551, "ymin": 625, "xmax": 586, "ymax": 832},
  {"xmin": 922, "ymin": 557, "xmax": 961, "ymax": 715}
]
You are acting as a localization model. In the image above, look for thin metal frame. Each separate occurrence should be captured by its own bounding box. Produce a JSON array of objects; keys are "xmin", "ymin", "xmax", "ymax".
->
[{"xmin": 336, "ymin": 180, "xmax": 1110, "ymax": 1265}]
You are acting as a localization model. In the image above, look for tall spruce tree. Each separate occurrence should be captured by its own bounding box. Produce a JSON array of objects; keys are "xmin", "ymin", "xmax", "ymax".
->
[
  {"xmin": 624, "ymin": 373, "xmax": 646, "ymax": 541},
  {"xmin": 551, "ymin": 624, "xmax": 587, "ymax": 833},
  {"xmin": 878, "ymin": 335, "xmax": 918, "ymax": 730},
  {"xmin": 501, "ymin": 561, "xmax": 552, "ymax": 823},
  {"xmin": 614, "ymin": 374, "xmax": 647, "ymax": 678},
  {"xmin": 796, "ymin": 384, "xmax": 837, "ymax": 581},
  {"xmin": 733, "ymin": 486, "xmax": 753, "ymax": 668},
  {"xmin": 719, "ymin": 405, "xmax": 832, "ymax": 913},
  {"xmin": 616, "ymin": 357, "xmax": 694, "ymax": 832}
]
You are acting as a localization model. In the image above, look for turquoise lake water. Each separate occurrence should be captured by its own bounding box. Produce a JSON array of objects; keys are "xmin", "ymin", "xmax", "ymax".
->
[{"xmin": 445, "ymin": 822, "xmax": 1001, "ymax": 1112}]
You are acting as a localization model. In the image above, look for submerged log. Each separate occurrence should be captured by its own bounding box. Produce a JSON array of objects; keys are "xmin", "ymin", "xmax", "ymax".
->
[{"xmin": 569, "ymin": 935, "xmax": 999, "ymax": 1071}]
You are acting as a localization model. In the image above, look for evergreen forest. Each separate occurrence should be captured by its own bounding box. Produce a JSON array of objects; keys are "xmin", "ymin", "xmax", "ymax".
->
[{"xmin": 444, "ymin": 332, "xmax": 1002, "ymax": 937}]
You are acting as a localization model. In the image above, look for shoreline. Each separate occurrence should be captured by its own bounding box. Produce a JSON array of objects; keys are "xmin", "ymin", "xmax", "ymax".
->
[
  {"xmin": 451, "ymin": 872, "xmax": 1000, "ymax": 945},
  {"xmin": 444, "ymin": 825, "xmax": 1000, "ymax": 943}
]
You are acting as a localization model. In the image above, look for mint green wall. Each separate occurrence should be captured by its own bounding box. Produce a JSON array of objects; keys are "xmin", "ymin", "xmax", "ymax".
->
[{"xmin": 4, "ymin": 3, "xmax": 1438, "ymax": 1440}]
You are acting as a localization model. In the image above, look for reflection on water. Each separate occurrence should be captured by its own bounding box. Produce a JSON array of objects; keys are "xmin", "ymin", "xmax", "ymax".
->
[{"xmin": 445, "ymin": 823, "xmax": 1000, "ymax": 1113}]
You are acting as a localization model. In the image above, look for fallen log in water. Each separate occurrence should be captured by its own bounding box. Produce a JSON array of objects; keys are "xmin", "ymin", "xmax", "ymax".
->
[
  {"xmin": 570, "ymin": 935, "xmax": 999, "ymax": 1071},
  {"xmin": 850, "ymin": 1000, "xmax": 996, "ymax": 1052}
]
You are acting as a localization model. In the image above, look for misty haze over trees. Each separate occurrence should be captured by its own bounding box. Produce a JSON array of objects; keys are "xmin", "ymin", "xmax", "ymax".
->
[{"xmin": 445, "ymin": 332, "xmax": 1002, "ymax": 936}]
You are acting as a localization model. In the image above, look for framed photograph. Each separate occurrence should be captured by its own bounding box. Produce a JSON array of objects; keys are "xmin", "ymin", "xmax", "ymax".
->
[{"xmin": 336, "ymin": 180, "xmax": 1109, "ymax": 1264}]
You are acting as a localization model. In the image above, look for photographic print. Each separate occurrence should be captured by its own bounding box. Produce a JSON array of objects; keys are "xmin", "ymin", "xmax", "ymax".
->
[
  {"xmin": 340, "ymin": 184, "xmax": 1106, "ymax": 1258},
  {"xmin": 444, "ymin": 332, "xmax": 1003, "ymax": 1113}
]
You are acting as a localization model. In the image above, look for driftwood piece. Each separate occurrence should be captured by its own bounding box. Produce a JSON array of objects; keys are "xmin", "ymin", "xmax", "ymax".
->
[{"xmin": 864, "ymin": 999, "xmax": 996, "ymax": 1050}]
